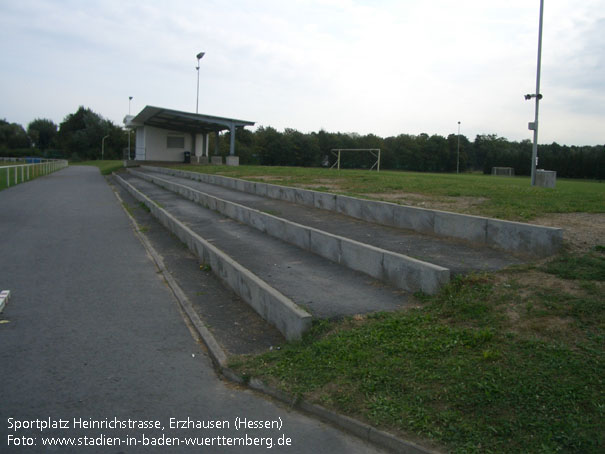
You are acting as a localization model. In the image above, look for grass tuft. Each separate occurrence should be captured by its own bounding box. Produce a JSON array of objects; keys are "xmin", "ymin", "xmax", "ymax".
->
[
  {"xmin": 138, "ymin": 202, "xmax": 151, "ymax": 213},
  {"xmin": 543, "ymin": 247, "xmax": 605, "ymax": 281}
]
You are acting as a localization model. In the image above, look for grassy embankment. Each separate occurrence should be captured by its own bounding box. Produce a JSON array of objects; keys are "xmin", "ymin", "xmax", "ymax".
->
[{"xmin": 166, "ymin": 165, "xmax": 604, "ymax": 454}]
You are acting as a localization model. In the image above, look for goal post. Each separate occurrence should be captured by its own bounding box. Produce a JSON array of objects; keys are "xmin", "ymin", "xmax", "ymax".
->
[{"xmin": 329, "ymin": 149, "xmax": 381, "ymax": 171}]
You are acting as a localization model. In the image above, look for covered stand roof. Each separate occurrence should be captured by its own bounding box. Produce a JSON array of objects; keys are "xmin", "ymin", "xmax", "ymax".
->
[{"xmin": 125, "ymin": 105, "xmax": 255, "ymax": 134}]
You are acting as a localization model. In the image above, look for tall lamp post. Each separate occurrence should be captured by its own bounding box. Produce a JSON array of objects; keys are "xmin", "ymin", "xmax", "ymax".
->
[
  {"xmin": 456, "ymin": 121, "xmax": 461, "ymax": 174},
  {"xmin": 102, "ymin": 135, "xmax": 109, "ymax": 160},
  {"xmin": 196, "ymin": 51, "xmax": 205, "ymax": 114},
  {"xmin": 526, "ymin": 0, "xmax": 545, "ymax": 186},
  {"xmin": 128, "ymin": 96, "xmax": 133, "ymax": 160}
]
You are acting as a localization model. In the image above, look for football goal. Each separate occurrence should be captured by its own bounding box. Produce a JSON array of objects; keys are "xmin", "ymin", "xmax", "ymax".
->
[
  {"xmin": 329, "ymin": 149, "xmax": 381, "ymax": 171},
  {"xmin": 491, "ymin": 167, "xmax": 515, "ymax": 176}
]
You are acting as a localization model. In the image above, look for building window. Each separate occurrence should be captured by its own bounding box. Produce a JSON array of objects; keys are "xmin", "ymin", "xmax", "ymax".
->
[{"xmin": 167, "ymin": 136, "xmax": 185, "ymax": 149}]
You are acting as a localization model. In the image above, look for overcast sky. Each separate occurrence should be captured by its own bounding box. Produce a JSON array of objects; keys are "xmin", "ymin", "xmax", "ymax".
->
[{"xmin": 1, "ymin": 0, "xmax": 603, "ymax": 145}]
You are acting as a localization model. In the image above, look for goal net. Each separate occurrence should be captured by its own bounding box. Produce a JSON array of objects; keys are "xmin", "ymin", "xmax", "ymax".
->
[{"xmin": 329, "ymin": 149, "xmax": 381, "ymax": 171}]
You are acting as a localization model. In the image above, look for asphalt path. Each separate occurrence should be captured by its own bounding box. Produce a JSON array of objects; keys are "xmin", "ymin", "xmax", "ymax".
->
[{"xmin": 0, "ymin": 166, "xmax": 384, "ymax": 453}]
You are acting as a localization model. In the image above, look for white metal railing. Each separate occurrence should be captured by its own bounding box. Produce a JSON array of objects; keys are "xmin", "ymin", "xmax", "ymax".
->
[{"xmin": 1, "ymin": 158, "xmax": 68, "ymax": 189}]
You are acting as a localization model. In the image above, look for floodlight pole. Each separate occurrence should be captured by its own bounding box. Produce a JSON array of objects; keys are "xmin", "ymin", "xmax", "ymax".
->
[
  {"xmin": 456, "ymin": 121, "xmax": 461, "ymax": 174},
  {"xmin": 196, "ymin": 52, "xmax": 205, "ymax": 114},
  {"xmin": 128, "ymin": 96, "xmax": 133, "ymax": 160},
  {"xmin": 530, "ymin": 0, "xmax": 545, "ymax": 186}
]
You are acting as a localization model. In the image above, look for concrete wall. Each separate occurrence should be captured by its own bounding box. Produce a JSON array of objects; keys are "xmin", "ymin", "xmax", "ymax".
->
[
  {"xmin": 536, "ymin": 170, "xmax": 556, "ymax": 189},
  {"xmin": 141, "ymin": 166, "xmax": 563, "ymax": 256},
  {"xmin": 114, "ymin": 173, "xmax": 312, "ymax": 340},
  {"xmin": 131, "ymin": 169, "xmax": 450, "ymax": 294},
  {"xmin": 143, "ymin": 126, "xmax": 192, "ymax": 162}
]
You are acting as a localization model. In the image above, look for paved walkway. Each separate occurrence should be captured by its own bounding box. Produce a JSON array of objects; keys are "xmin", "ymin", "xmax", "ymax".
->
[{"xmin": 0, "ymin": 166, "xmax": 384, "ymax": 453}]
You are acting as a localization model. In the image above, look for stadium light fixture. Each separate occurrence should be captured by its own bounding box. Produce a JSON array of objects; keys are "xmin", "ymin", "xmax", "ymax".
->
[
  {"xmin": 457, "ymin": 121, "xmax": 461, "ymax": 174},
  {"xmin": 196, "ymin": 52, "xmax": 205, "ymax": 114}
]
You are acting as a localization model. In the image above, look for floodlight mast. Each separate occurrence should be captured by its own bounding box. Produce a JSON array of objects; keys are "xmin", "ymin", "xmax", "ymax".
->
[
  {"xmin": 196, "ymin": 52, "xmax": 205, "ymax": 114},
  {"xmin": 528, "ymin": 0, "xmax": 545, "ymax": 186},
  {"xmin": 128, "ymin": 96, "xmax": 133, "ymax": 159},
  {"xmin": 456, "ymin": 121, "xmax": 461, "ymax": 174}
]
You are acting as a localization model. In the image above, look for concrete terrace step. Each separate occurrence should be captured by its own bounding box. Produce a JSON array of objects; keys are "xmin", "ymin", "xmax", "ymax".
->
[
  {"xmin": 142, "ymin": 165, "xmax": 563, "ymax": 257},
  {"xmin": 129, "ymin": 168, "xmax": 450, "ymax": 294},
  {"xmin": 132, "ymin": 167, "xmax": 527, "ymax": 278},
  {"xmin": 115, "ymin": 173, "xmax": 409, "ymax": 340},
  {"xmin": 110, "ymin": 176, "xmax": 285, "ymax": 355}
]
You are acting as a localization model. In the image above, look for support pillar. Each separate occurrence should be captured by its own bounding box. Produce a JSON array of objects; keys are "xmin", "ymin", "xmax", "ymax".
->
[
  {"xmin": 196, "ymin": 133, "xmax": 209, "ymax": 164},
  {"xmin": 227, "ymin": 124, "xmax": 238, "ymax": 165},
  {"xmin": 191, "ymin": 133, "xmax": 196, "ymax": 163},
  {"xmin": 229, "ymin": 123, "xmax": 236, "ymax": 156}
]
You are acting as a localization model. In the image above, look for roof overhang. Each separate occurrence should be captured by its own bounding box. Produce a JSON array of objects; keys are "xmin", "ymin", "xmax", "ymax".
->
[{"xmin": 124, "ymin": 106, "xmax": 255, "ymax": 134}]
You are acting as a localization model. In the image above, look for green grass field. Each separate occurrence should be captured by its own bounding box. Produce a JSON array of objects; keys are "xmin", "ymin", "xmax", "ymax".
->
[{"xmin": 173, "ymin": 165, "xmax": 605, "ymax": 221}]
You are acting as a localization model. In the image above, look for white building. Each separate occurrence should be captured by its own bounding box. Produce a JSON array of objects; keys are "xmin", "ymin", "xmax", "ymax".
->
[{"xmin": 124, "ymin": 106, "xmax": 255, "ymax": 165}]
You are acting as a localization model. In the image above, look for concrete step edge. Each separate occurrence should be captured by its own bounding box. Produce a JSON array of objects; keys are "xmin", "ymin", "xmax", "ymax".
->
[
  {"xmin": 131, "ymin": 168, "xmax": 450, "ymax": 295},
  {"xmin": 143, "ymin": 165, "xmax": 563, "ymax": 257},
  {"xmin": 114, "ymin": 173, "xmax": 312, "ymax": 341}
]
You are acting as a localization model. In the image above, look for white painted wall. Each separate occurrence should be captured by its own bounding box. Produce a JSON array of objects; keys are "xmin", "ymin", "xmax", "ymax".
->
[
  {"xmin": 140, "ymin": 126, "xmax": 192, "ymax": 162},
  {"xmin": 135, "ymin": 127, "xmax": 145, "ymax": 160}
]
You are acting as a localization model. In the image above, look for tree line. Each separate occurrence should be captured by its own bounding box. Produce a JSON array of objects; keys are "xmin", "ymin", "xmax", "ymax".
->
[
  {"xmin": 0, "ymin": 106, "xmax": 128, "ymax": 161},
  {"xmin": 225, "ymin": 127, "xmax": 604, "ymax": 179},
  {"xmin": 2, "ymin": 106, "xmax": 603, "ymax": 179}
]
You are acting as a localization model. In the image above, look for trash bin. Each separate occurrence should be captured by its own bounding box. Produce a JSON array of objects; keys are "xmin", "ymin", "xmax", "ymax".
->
[{"xmin": 184, "ymin": 151, "xmax": 191, "ymax": 163}]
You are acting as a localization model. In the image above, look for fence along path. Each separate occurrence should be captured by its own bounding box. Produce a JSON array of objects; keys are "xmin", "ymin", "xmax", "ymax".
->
[{"xmin": 0, "ymin": 158, "xmax": 68, "ymax": 189}]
